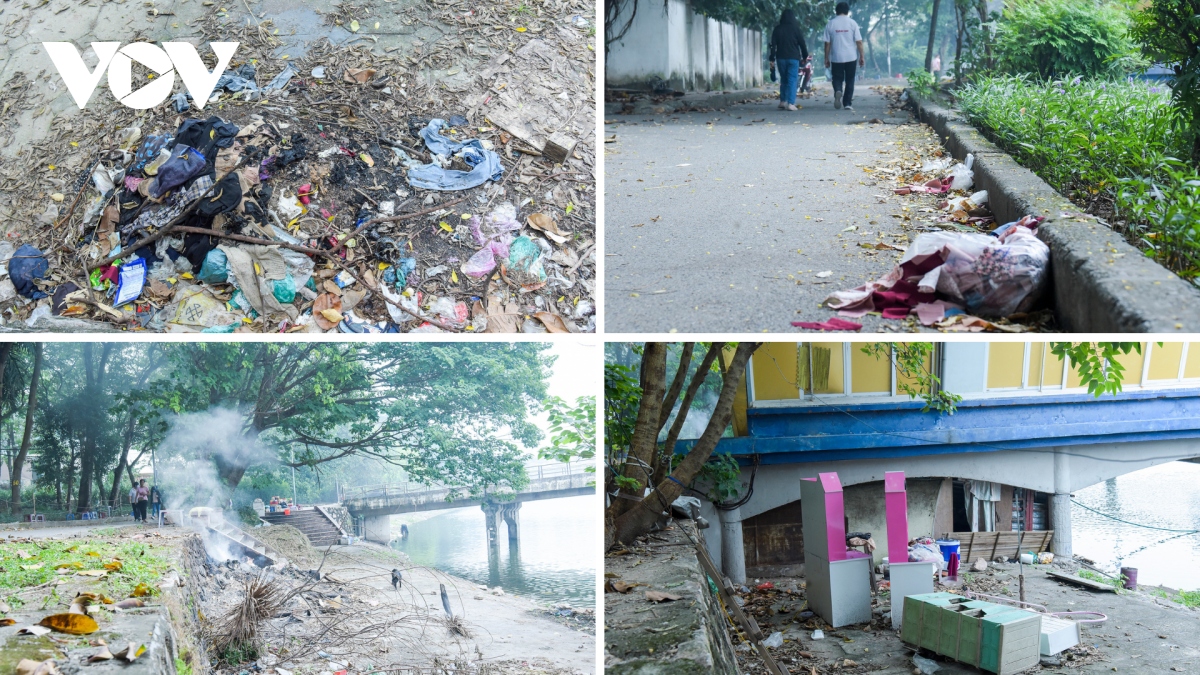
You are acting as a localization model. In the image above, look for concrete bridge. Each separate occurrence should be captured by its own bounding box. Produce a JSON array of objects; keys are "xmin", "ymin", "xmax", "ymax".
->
[{"xmin": 342, "ymin": 463, "xmax": 594, "ymax": 544}]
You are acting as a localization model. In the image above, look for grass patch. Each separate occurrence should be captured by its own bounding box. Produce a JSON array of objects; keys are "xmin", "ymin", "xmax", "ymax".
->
[
  {"xmin": 0, "ymin": 539, "xmax": 171, "ymax": 599},
  {"xmin": 1176, "ymin": 590, "xmax": 1200, "ymax": 607},
  {"xmin": 1078, "ymin": 568, "xmax": 1123, "ymax": 590},
  {"xmin": 956, "ymin": 75, "xmax": 1200, "ymax": 277}
]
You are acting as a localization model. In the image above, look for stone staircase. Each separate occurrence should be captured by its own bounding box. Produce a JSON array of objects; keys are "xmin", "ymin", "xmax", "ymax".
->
[
  {"xmin": 205, "ymin": 519, "xmax": 287, "ymax": 566},
  {"xmin": 261, "ymin": 506, "xmax": 345, "ymax": 547}
]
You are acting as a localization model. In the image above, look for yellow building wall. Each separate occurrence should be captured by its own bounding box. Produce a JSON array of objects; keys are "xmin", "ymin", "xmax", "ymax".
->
[
  {"xmin": 1114, "ymin": 345, "xmax": 1146, "ymax": 386},
  {"xmin": 1186, "ymin": 344, "xmax": 1200, "ymax": 379},
  {"xmin": 987, "ymin": 343, "xmax": 1026, "ymax": 389},
  {"xmin": 895, "ymin": 343, "xmax": 931, "ymax": 395},
  {"xmin": 1148, "ymin": 342, "xmax": 1184, "ymax": 381},
  {"xmin": 850, "ymin": 344, "xmax": 892, "ymax": 394},
  {"xmin": 751, "ymin": 343, "xmax": 801, "ymax": 401}
]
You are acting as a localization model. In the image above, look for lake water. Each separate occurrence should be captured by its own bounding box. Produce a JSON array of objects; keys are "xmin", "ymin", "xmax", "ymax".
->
[
  {"xmin": 1072, "ymin": 461, "xmax": 1200, "ymax": 591},
  {"xmin": 390, "ymin": 495, "xmax": 596, "ymax": 608}
]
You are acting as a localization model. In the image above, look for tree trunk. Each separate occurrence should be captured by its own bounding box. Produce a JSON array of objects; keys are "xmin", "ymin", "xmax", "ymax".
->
[
  {"xmin": 884, "ymin": 3, "xmax": 892, "ymax": 77},
  {"xmin": 652, "ymin": 343, "xmax": 724, "ymax": 487},
  {"xmin": 954, "ymin": 1, "xmax": 965, "ymax": 86},
  {"xmin": 925, "ymin": 0, "xmax": 942, "ymax": 72},
  {"xmin": 65, "ymin": 445, "xmax": 77, "ymax": 512},
  {"xmin": 608, "ymin": 343, "xmax": 759, "ymax": 547},
  {"xmin": 608, "ymin": 344, "xmax": 669, "ymax": 520},
  {"xmin": 10, "ymin": 343, "xmax": 42, "ymax": 514}
]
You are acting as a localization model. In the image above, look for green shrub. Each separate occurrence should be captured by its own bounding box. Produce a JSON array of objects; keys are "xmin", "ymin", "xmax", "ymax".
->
[
  {"xmin": 958, "ymin": 75, "xmax": 1200, "ymax": 277},
  {"xmin": 1131, "ymin": 0, "xmax": 1200, "ymax": 161},
  {"xmin": 994, "ymin": 0, "xmax": 1139, "ymax": 79},
  {"xmin": 906, "ymin": 69, "xmax": 936, "ymax": 97}
]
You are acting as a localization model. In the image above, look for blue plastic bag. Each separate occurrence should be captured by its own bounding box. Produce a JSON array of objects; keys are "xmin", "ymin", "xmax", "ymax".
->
[{"xmin": 197, "ymin": 249, "xmax": 229, "ymax": 284}]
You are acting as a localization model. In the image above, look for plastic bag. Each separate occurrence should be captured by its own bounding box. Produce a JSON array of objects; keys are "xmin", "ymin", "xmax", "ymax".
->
[
  {"xmin": 947, "ymin": 153, "xmax": 975, "ymax": 191},
  {"xmin": 761, "ymin": 632, "xmax": 783, "ymax": 649},
  {"xmin": 272, "ymin": 274, "xmax": 296, "ymax": 304},
  {"xmin": 903, "ymin": 217, "xmax": 1049, "ymax": 316},
  {"xmin": 428, "ymin": 296, "xmax": 468, "ymax": 327},
  {"xmin": 506, "ymin": 236, "xmax": 547, "ymax": 289},
  {"xmin": 197, "ymin": 249, "xmax": 230, "ymax": 284},
  {"xmin": 910, "ymin": 541, "xmax": 946, "ymax": 572}
]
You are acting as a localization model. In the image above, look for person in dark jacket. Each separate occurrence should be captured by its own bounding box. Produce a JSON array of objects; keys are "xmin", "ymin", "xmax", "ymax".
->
[{"xmin": 769, "ymin": 9, "xmax": 809, "ymax": 111}]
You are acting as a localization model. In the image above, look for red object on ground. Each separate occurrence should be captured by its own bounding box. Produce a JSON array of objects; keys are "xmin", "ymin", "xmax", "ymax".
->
[
  {"xmin": 756, "ymin": 582, "xmax": 774, "ymax": 591},
  {"xmin": 792, "ymin": 318, "xmax": 863, "ymax": 331},
  {"xmin": 948, "ymin": 552, "xmax": 960, "ymax": 578}
]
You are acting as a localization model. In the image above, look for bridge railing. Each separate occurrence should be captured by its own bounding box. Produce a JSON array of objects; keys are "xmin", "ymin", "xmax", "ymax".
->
[{"xmin": 338, "ymin": 462, "xmax": 590, "ymax": 503}]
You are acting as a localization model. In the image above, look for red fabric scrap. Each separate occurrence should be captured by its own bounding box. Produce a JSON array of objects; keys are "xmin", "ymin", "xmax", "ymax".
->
[{"xmin": 792, "ymin": 317, "xmax": 863, "ymax": 331}]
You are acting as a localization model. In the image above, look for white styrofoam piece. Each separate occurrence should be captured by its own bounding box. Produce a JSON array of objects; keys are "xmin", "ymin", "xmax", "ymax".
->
[{"xmin": 1039, "ymin": 614, "xmax": 1080, "ymax": 655}]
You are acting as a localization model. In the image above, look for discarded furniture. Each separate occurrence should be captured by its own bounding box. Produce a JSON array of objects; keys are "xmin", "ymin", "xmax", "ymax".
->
[
  {"xmin": 1039, "ymin": 614, "xmax": 1080, "ymax": 656},
  {"xmin": 1044, "ymin": 569, "xmax": 1117, "ymax": 593},
  {"xmin": 800, "ymin": 472, "xmax": 872, "ymax": 627},
  {"xmin": 944, "ymin": 530, "xmax": 1054, "ymax": 563},
  {"xmin": 885, "ymin": 471, "xmax": 935, "ymax": 629},
  {"xmin": 901, "ymin": 593, "xmax": 1041, "ymax": 675}
]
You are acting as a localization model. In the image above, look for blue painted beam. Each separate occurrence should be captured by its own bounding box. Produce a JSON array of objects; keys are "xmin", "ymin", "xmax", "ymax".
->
[{"xmin": 678, "ymin": 388, "xmax": 1200, "ymax": 464}]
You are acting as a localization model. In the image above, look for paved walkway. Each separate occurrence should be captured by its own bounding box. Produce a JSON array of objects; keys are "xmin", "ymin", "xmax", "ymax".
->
[{"xmin": 605, "ymin": 81, "xmax": 938, "ymax": 333}]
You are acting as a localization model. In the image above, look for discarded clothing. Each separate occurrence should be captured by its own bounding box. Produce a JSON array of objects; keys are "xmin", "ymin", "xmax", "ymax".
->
[
  {"xmin": 825, "ymin": 216, "xmax": 1048, "ymax": 321},
  {"xmin": 196, "ymin": 172, "xmax": 243, "ymax": 218},
  {"xmin": 8, "ymin": 244, "xmax": 49, "ymax": 299},
  {"xmin": 894, "ymin": 176, "xmax": 953, "ymax": 195},
  {"xmin": 791, "ymin": 317, "xmax": 863, "ymax": 331},
  {"xmin": 408, "ymin": 119, "xmax": 503, "ymax": 191},
  {"xmin": 152, "ymin": 144, "xmax": 208, "ymax": 197},
  {"xmin": 131, "ymin": 133, "xmax": 173, "ymax": 174},
  {"xmin": 127, "ymin": 174, "xmax": 215, "ymax": 236}
]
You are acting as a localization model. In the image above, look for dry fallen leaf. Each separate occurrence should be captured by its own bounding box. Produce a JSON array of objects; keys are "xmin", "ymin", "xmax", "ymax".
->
[
  {"xmin": 39, "ymin": 613, "xmax": 99, "ymax": 634},
  {"xmin": 0, "ymin": 618, "xmax": 16, "ymax": 626},
  {"xmin": 475, "ymin": 296, "xmax": 521, "ymax": 333},
  {"xmin": 76, "ymin": 570, "xmax": 107, "ymax": 577},
  {"xmin": 129, "ymin": 583, "xmax": 153, "ymax": 598},
  {"xmin": 526, "ymin": 213, "xmax": 569, "ymax": 244},
  {"xmin": 17, "ymin": 625, "xmax": 52, "ymax": 637},
  {"xmin": 114, "ymin": 599, "xmax": 144, "ymax": 609},
  {"xmin": 15, "ymin": 659, "xmax": 58, "ymax": 675},
  {"xmin": 644, "ymin": 590, "xmax": 682, "ymax": 603},
  {"xmin": 605, "ymin": 580, "xmax": 643, "ymax": 593},
  {"xmin": 112, "ymin": 643, "xmax": 146, "ymax": 663},
  {"xmin": 103, "ymin": 561, "xmax": 122, "ymax": 571},
  {"xmin": 88, "ymin": 647, "xmax": 114, "ymax": 663},
  {"xmin": 533, "ymin": 311, "xmax": 569, "ymax": 333},
  {"xmin": 343, "ymin": 67, "xmax": 376, "ymax": 84},
  {"xmin": 20, "ymin": 563, "xmax": 44, "ymax": 570},
  {"xmin": 312, "ymin": 294, "xmax": 344, "ymax": 330}
]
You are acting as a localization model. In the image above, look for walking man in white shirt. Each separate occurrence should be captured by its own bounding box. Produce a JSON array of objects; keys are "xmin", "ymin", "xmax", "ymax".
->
[{"xmin": 823, "ymin": 2, "xmax": 865, "ymax": 111}]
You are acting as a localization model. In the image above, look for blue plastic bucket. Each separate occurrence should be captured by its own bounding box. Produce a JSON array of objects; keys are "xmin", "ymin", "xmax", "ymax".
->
[{"xmin": 936, "ymin": 539, "xmax": 961, "ymax": 562}]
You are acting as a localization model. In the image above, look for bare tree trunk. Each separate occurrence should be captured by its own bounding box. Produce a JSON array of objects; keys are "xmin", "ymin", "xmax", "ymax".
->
[
  {"xmin": 925, "ymin": 0, "xmax": 942, "ymax": 72},
  {"xmin": 608, "ymin": 343, "xmax": 759, "ymax": 548},
  {"xmin": 954, "ymin": 1, "xmax": 965, "ymax": 85},
  {"xmin": 608, "ymin": 343, "xmax": 668, "ymax": 520},
  {"xmin": 652, "ymin": 343, "xmax": 724, "ymax": 486},
  {"xmin": 10, "ymin": 343, "xmax": 42, "ymax": 514}
]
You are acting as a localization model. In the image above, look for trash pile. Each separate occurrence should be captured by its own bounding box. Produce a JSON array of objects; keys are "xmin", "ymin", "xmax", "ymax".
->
[
  {"xmin": 0, "ymin": 0, "xmax": 596, "ymax": 333},
  {"xmin": 796, "ymin": 115, "xmax": 1055, "ymax": 332}
]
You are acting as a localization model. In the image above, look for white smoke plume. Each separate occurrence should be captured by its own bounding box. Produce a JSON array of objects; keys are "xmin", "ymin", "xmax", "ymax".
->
[{"xmin": 154, "ymin": 408, "xmax": 278, "ymax": 512}]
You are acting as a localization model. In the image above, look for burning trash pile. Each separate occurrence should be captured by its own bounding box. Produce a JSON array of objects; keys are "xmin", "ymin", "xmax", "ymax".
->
[{"xmin": 0, "ymin": 1, "xmax": 596, "ymax": 333}]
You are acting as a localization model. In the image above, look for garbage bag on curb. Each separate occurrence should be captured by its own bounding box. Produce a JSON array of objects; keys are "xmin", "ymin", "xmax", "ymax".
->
[
  {"xmin": 407, "ymin": 119, "xmax": 503, "ymax": 191},
  {"xmin": 825, "ymin": 216, "xmax": 1048, "ymax": 322}
]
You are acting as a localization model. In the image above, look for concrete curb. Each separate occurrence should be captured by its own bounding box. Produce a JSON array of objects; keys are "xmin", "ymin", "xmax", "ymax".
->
[
  {"xmin": 908, "ymin": 91, "xmax": 1200, "ymax": 332},
  {"xmin": 604, "ymin": 88, "xmax": 768, "ymax": 116}
]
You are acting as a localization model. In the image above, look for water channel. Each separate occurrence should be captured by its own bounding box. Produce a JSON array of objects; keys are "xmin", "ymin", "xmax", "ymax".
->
[{"xmin": 390, "ymin": 494, "xmax": 595, "ymax": 607}]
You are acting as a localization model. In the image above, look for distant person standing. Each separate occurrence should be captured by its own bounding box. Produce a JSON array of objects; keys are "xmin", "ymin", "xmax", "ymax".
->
[
  {"xmin": 769, "ymin": 9, "xmax": 808, "ymax": 111},
  {"xmin": 128, "ymin": 482, "xmax": 138, "ymax": 519},
  {"xmin": 931, "ymin": 54, "xmax": 942, "ymax": 79},
  {"xmin": 135, "ymin": 479, "xmax": 150, "ymax": 523},
  {"xmin": 151, "ymin": 486, "xmax": 162, "ymax": 520},
  {"xmin": 823, "ymin": 2, "xmax": 865, "ymax": 111}
]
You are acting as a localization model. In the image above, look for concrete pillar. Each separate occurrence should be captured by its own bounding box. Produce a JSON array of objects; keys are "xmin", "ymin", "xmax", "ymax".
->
[
  {"xmin": 500, "ymin": 503, "xmax": 521, "ymax": 542},
  {"xmin": 362, "ymin": 514, "xmax": 392, "ymax": 544},
  {"xmin": 719, "ymin": 506, "xmax": 746, "ymax": 584},
  {"xmin": 1050, "ymin": 448, "xmax": 1072, "ymax": 557},
  {"xmin": 482, "ymin": 503, "xmax": 502, "ymax": 545}
]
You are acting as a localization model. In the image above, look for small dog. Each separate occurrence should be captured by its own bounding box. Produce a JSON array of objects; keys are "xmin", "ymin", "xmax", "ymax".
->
[{"xmin": 391, "ymin": 568, "xmax": 403, "ymax": 590}]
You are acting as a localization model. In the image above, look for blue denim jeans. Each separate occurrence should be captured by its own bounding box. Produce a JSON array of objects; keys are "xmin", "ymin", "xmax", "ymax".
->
[{"xmin": 777, "ymin": 58, "xmax": 800, "ymax": 105}]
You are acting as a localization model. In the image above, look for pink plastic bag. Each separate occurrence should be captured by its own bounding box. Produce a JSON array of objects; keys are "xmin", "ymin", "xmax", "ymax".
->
[{"xmin": 463, "ymin": 203, "xmax": 521, "ymax": 277}]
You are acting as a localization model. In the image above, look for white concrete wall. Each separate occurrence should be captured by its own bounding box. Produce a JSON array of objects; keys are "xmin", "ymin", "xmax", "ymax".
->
[
  {"xmin": 731, "ymin": 438, "xmax": 1200, "ymax": 522},
  {"xmin": 607, "ymin": 0, "xmax": 764, "ymax": 92}
]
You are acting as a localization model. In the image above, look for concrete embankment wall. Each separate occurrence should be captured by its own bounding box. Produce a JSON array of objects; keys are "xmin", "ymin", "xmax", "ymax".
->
[{"xmin": 606, "ymin": 0, "xmax": 763, "ymax": 92}]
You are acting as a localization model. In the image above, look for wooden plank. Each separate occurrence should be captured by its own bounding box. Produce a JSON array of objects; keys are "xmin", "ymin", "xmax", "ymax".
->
[
  {"xmin": 1046, "ymin": 570, "xmax": 1117, "ymax": 593},
  {"xmin": 693, "ymin": 539, "xmax": 784, "ymax": 675}
]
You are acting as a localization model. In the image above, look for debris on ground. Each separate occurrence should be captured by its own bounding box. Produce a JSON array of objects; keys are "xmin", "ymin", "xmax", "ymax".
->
[
  {"xmin": 0, "ymin": 0, "xmax": 596, "ymax": 333},
  {"xmin": 253, "ymin": 525, "xmax": 318, "ymax": 566},
  {"xmin": 790, "ymin": 86, "xmax": 1057, "ymax": 333}
]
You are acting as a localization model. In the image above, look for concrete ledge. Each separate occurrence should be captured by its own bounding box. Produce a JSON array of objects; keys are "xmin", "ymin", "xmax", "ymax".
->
[
  {"xmin": 605, "ymin": 521, "xmax": 738, "ymax": 674},
  {"xmin": 1, "ymin": 515, "xmax": 135, "ymax": 530},
  {"xmin": 605, "ymin": 88, "xmax": 767, "ymax": 116},
  {"xmin": 909, "ymin": 92, "xmax": 1200, "ymax": 332}
]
